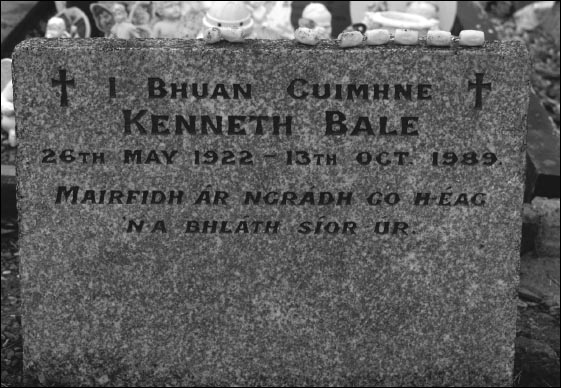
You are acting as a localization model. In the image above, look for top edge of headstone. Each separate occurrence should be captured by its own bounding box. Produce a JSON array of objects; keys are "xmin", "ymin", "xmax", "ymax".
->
[{"xmin": 13, "ymin": 38, "xmax": 528, "ymax": 57}]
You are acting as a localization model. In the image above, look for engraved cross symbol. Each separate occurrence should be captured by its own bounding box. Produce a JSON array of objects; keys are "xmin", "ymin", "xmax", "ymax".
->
[
  {"xmin": 468, "ymin": 72, "xmax": 491, "ymax": 109},
  {"xmin": 51, "ymin": 69, "xmax": 75, "ymax": 107}
]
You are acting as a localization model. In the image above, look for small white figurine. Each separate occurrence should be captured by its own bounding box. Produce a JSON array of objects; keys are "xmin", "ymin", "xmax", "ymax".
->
[
  {"xmin": 90, "ymin": 3, "xmax": 115, "ymax": 37},
  {"xmin": 405, "ymin": 1, "xmax": 439, "ymax": 20},
  {"xmin": 1, "ymin": 59, "xmax": 15, "ymax": 147},
  {"xmin": 53, "ymin": 7, "xmax": 91, "ymax": 38},
  {"xmin": 247, "ymin": 1, "xmax": 270, "ymax": 25},
  {"xmin": 152, "ymin": 1, "xmax": 187, "ymax": 38},
  {"xmin": 201, "ymin": 2, "xmax": 255, "ymax": 38},
  {"xmin": 109, "ymin": 3, "xmax": 150, "ymax": 39},
  {"xmin": 299, "ymin": 3, "xmax": 332, "ymax": 39},
  {"xmin": 338, "ymin": 31, "xmax": 364, "ymax": 48},
  {"xmin": 129, "ymin": 1, "xmax": 154, "ymax": 27},
  {"xmin": 179, "ymin": 2, "xmax": 207, "ymax": 39},
  {"xmin": 45, "ymin": 17, "xmax": 71, "ymax": 38},
  {"xmin": 259, "ymin": 1, "xmax": 295, "ymax": 39}
]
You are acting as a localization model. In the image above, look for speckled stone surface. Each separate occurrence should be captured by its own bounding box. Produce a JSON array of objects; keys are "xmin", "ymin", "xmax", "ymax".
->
[{"xmin": 14, "ymin": 39, "xmax": 530, "ymax": 386}]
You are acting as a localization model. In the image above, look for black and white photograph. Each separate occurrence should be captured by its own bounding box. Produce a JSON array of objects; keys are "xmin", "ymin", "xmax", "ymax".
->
[{"xmin": 1, "ymin": 1, "xmax": 559, "ymax": 386}]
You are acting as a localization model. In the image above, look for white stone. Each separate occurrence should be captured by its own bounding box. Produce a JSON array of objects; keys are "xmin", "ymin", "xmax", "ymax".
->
[
  {"xmin": 459, "ymin": 30, "xmax": 485, "ymax": 46},
  {"xmin": 204, "ymin": 27, "xmax": 222, "ymax": 44},
  {"xmin": 364, "ymin": 29, "xmax": 391, "ymax": 45},
  {"xmin": 394, "ymin": 29, "xmax": 418, "ymax": 45},
  {"xmin": 338, "ymin": 31, "xmax": 364, "ymax": 48},
  {"xmin": 426, "ymin": 30, "xmax": 452, "ymax": 46},
  {"xmin": 220, "ymin": 27, "xmax": 246, "ymax": 43},
  {"xmin": 294, "ymin": 27, "xmax": 320, "ymax": 46}
]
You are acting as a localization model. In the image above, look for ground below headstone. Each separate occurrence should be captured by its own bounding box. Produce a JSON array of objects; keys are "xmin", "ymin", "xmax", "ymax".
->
[{"xmin": 0, "ymin": 215, "xmax": 559, "ymax": 387}]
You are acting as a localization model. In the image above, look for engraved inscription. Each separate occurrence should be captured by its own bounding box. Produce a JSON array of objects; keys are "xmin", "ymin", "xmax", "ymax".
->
[
  {"xmin": 38, "ymin": 73, "xmax": 501, "ymax": 236},
  {"xmin": 468, "ymin": 72, "xmax": 492, "ymax": 109},
  {"xmin": 51, "ymin": 69, "xmax": 75, "ymax": 107}
]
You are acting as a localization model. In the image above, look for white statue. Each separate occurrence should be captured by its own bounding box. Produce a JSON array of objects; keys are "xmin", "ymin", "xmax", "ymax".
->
[
  {"xmin": 109, "ymin": 3, "xmax": 150, "ymax": 39},
  {"xmin": 259, "ymin": 1, "xmax": 295, "ymax": 39},
  {"xmin": 152, "ymin": 1, "xmax": 188, "ymax": 38},
  {"xmin": 52, "ymin": 6, "xmax": 92, "ymax": 38},
  {"xmin": 45, "ymin": 17, "xmax": 71, "ymax": 38},
  {"xmin": 129, "ymin": 1, "xmax": 154, "ymax": 28},
  {"xmin": 201, "ymin": 1, "xmax": 255, "ymax": 38},
  {"xmin": 90, "ymin": 3, "xmax": 115, "ymax": 37},
  {"xmin": 299, "ymin": 3, "xmax": 332, "ymax": 39}
]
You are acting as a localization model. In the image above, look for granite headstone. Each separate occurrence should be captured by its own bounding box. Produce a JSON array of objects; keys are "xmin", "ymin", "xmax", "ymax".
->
[{"xmin": 14, "ymin": 38, "xmax": 530, "ymax": 386}]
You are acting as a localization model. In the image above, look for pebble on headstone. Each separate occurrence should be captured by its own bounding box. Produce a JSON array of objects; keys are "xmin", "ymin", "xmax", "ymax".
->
[
  {"xmin": 364, "ymin": 29, "xmax": 391, "ymax": 45},
  {"xmin": 394, "ymin": 29, "xmax": 418, "ymax": 45},
  {"xmin": 338, "ymin": 31, "xmax": 364, "ymax": 48},
  {"xmin": 426, "ymin": 30, "xmax": 452, "ymax": 46},
  {"xmin": 294, "ymin": 27, "xmax": 320, "ymax": 45},
  {"xmin": 204, "ymin": 27, "xmax": 222, "ymax": 44},
  {"xmin": 459, "ymin": 30, "xmax": 485, "ymax": 46}
]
